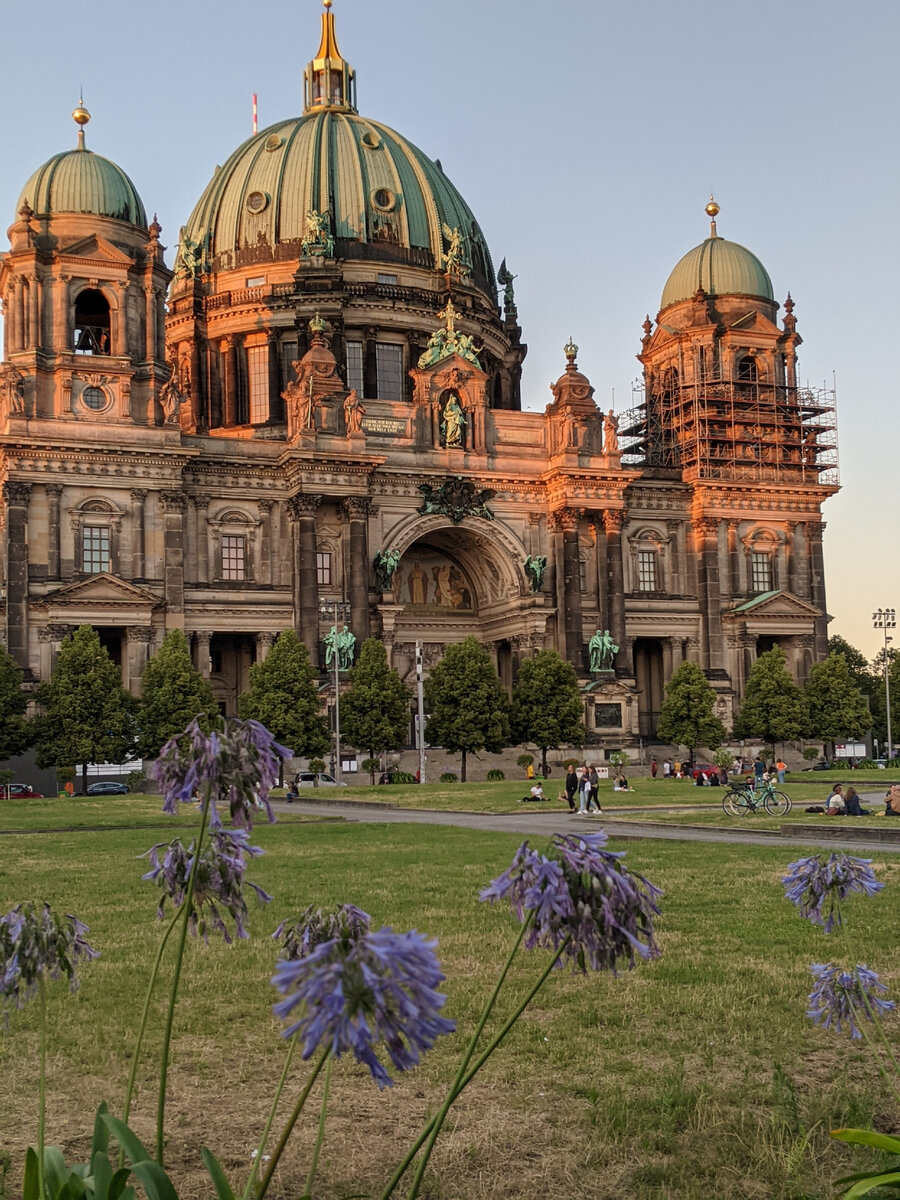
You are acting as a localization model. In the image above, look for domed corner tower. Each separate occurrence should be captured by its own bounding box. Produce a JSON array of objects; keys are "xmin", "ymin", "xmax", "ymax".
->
[
  {"xmin": 165, "ymin": 0, "xmax": 526, "ymax": 437},
  {"xmin": 624, "ymin": 201, "xmax": 839, "ymax": 695},
  {"xmin": 0, "ymin": 101, "xmax": 172, "ymax": 429}
]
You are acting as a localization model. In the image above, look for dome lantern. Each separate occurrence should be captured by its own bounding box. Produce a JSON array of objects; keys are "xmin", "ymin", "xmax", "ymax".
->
[{"xmin": 303, "ymin": 0, "xmax": 356, "ymax": 114}]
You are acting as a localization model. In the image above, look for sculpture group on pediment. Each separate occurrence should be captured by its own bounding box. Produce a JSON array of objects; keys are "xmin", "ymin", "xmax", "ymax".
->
[
  {"xmin": 417, "ymin": 476, "xmax": 495, "ymax": 525},
  {"xmin": 417, "ymin": 299, "xmax": 484, "ymax": 371},
  {"xmin": 302, "ymin": 208, "xmax": 334, "ymax": 257},
  {"xmin": 440, "ymin": 223, "xmax": 468, "ymax": 280}
]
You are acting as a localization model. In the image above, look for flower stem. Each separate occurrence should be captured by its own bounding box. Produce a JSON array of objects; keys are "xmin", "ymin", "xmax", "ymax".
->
[
  {"xmin": 378, "ymin": 919, "xmax": 530, "ymax": 1200},
  {"xmin": 846, "ymin": 996, "xmax": 900, "ymax": 1110},
  {"xmin": 38, "ymin": 975, "xmax": 47, "ymax": 1200},
  {"xmin": 122, "ymin": 914, "xmax": 179, "ymax": 1131},
  {"xmin": 838, "ymin": 918, "xmax": 900, "ymax": 1084},
  {"xmin": 242, "ymin": 1035, "xmax": 298, "ymax": 1200},
  {"xmin": 155, "ymin": 790, "xmax": 211, "ymax": 1165},
  {"xmin": 304, "ymin": 1056, "xmax": 331, "ymax": 1198},
  {"xmin": 256, "ymin": 1045, "xmax": 330, "ymax": 1200}
]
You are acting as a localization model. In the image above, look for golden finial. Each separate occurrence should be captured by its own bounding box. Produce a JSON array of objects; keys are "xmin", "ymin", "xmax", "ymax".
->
[
  {"xmin": 705, "ymin": 195, "xmax": 720, "ymax": 237},
  {"xmin": 73, "ymin": 94, "xmax": 91, "ymax": 149},
  {"xmin": 564, "ymin": 336, "xmax": 578, "ymax": 362},
  {"xmin": 323, "ymin": 0, "xmax": 333, "ymax": 7},
  {"xmin": 309, "ymin": 311, "xmax": 326, "ymax": 334}
]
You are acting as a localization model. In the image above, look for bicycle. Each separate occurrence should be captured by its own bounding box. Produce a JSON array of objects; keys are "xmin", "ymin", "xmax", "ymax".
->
[{"xmin": 722, "ymin": 778, "xmax": 792, "ymax": 817}]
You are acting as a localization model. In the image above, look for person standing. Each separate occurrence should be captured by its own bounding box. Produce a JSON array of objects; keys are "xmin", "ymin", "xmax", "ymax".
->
[
  {"xmin": 662, "ymin": 759, "xmax": 672, "ymax": 780},
  {"xmin": 775, "ymin": 758, "xmax": 787, "ymax": 784},
  {"xmin": 650, "ymin": 758, "xmax": 658, "ymax": 778},
  {"xmin": 564, "ymin": 765, "xmax": 578, "ymax": 811},
  {"xmin": 578, "ymin": 765, "xmax": 593, "ymax": 815},
  {"xmin": 673, "ymin": 758, "xmax": 682, "ymax": 779}
]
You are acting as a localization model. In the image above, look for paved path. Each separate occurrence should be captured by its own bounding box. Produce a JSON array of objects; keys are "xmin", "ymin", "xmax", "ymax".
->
[{"xmin": 274, "ymin": 797, "xmax": 900, "ymax": 855}]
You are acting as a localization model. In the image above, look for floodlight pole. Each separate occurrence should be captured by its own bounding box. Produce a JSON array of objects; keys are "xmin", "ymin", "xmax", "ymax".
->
[
  {"xmin": 416, "ymin": 641, "xmax": 426, "ymax": 784},
  {"xmin": 873, "ymin": 607, "xmax": 896, "ymax": 761}
]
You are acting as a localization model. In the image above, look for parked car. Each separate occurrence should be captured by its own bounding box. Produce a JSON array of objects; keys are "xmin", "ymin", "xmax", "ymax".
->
[
  {"xmin": 86, "ymin": 781, "xmax": 130, "ymax": 795},
  {"xmin": 293, "ymin": 771, "xmax": 347, "ymax": 788},
  {"xmin": 2, "ymin": 784, "xmax": 44, "ymax": 798},
  {"xmin": 802, "ymin": 761, "xmax": 834, "ymax": 772}
]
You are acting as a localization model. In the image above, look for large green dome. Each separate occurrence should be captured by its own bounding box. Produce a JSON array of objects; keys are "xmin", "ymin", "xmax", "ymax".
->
[
  {"xmin": 17, "ymin": 147, "xmax": 147, "ymax": 228},
  {"xmin": 661, "ymin": 232, "xmax": 773, "ymax": 310},
  {"xmin": 181, "ymin": 111, "xmax": 495, "ymax": 288}
]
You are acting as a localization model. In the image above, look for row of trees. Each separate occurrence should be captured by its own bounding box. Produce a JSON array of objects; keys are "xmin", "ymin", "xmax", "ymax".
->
[
  {"xmin": 0, "ymin": 629, "xmax": 587, "ymax": 789},
  {"xmin": 657, "ymin": 645, "xmax": 874, "ymax": 760}
]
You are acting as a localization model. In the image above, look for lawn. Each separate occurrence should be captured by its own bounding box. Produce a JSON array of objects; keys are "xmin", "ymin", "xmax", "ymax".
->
[{"xmin": 1, "ymin": 814, "xmax": 899, "ymax": 1199}]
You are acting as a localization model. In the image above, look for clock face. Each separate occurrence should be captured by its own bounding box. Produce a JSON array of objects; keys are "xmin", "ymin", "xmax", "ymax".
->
[{"xmin": 246, "ymin": 190, "xmax": 269, "ymax": 215}]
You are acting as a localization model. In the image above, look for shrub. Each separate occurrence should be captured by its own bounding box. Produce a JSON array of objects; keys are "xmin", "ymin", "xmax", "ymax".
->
[
  {"xmin": 440, "ymin": 772, "xmax": 458, "ymax": 783},
  {"xmin": 608, "ymin": 750, "xmax": 629, "ymax": 769},
  {"xmin": 388, "ymin": 771, "xmax": 416, "ymax": 784},
  {"xmin": 803, "ymin": 746, "xmax": 821, "ymax": 762},
  {"xmin": 126, "ymin": 769, "xmax": 147, "ymax": 793},
  {"xmin": 561, "ymin": 757, "xmax": 581, "ymax": 770},
  {"xmin": 56, "ymin": 766, "xmax": 76, "ymax": 787},
  {"xmin": 486, "ymin": 769, "xmax": 505, "ymax": 781},
  {"xmin": 516, "ymin": 753, "xmax": 534, "ymax": 769},
  {"xmin": 361, "ymin": 757, "xmax": 379, "ymax": 775},
  {"xmin": 309, "ymin": 758, "xmax": 327, "ymax": 774}
]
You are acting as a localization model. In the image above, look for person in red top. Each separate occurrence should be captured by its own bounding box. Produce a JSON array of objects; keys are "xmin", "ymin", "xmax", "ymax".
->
[{"xmin": 650, "ymin": 758, "xmax": 658, "ymax": 778}]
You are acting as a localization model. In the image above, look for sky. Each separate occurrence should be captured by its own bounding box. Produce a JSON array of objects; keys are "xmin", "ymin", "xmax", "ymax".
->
[{"xmin": 2, "ymin": 0, "xmax": 898, "ymax": 659}]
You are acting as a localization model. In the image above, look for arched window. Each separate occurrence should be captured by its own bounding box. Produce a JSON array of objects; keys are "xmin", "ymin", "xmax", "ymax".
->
[{"xmin": 73, "ymin": 289, "xmax": 111, "ymax": 355}]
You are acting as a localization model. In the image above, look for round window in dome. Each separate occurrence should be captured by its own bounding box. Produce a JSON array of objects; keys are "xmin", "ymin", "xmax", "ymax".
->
[
  {"xmin": 361, "ymin": 131, "xmax": 381, "ymax": 150},
  {"xmin": 246, "ymin": 190, "xmax": 269, "ymax": 215},
  {"xmin": 371, "ymin": 187, "xmax": 397, "ymax": 213},
  {"xmin": 82, "ymin": 386, "xmax": 108, "ymax": 412},
  {"xmin": 264, "ymin": 134, "xmax": 283, "ymax": 153}
]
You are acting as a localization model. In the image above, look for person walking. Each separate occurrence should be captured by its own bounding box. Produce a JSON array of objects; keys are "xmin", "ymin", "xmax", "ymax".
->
[
  {"xmin": 662, "ymin": 759, "xmax": 672, "ymax": 780},
  {"xmin": 578, "ymin": 765, "xmax": 594, "ymax": 815},
  {"xmin": 650, "ymin": 757, "xmax": 658, "ymax": 778},
  {"xmin": 588, "ymin": 765, "xmax": 601, "ymax": 812},
  {"xmin": 564, "ymin": 764, "xmax": 578, "ymax": 812}
]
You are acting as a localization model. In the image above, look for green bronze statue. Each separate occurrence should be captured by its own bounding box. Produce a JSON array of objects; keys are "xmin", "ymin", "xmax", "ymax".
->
[
  {"xmin": 523, "ymin": 554, "xmax": 547, "ymax": 593},
  {"xmin": 589, "ymin": 629, "xmax": 619, "ymax": 673}
]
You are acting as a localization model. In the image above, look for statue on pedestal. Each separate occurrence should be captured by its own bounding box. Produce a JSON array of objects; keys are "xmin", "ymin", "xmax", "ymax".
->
[
  {"xmin": 604, "ymin": 409, "xmax": 620, "ymax": 453},
  {"xmin": 523, "ymin": 554, "xmax": 547, "ymax": 593},
  {"xmin": 373, "ymin": 548, "xmax": 401, "ymax": 592},
  {"xmin": 589, "ymin": 629, "xmax": 618, "ymax": 673}
]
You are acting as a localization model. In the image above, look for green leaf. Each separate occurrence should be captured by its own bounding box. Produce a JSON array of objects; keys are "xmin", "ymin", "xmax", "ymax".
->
[
  {"xmin": 838, "ymin": 1170, "xmax": 900, "ymax": 1199},
  {"xmin": 101, "ymin": 1118, "xmax": 153, "ymax": 1170},
  {"xmin": 43, "ymin": 1147, "xmax": 69, "ymax": 1198},
  {"xmin": 200, "ymin": 1149, "xmax": 236, "ymax": 1200},
  {"xmin": 92, "ymin": 1103, "xmax": 110, "ymax": 1158},
  {"xmin": 128, "ymin": 1160, "xmax": 180, "ymax": 1200},
  {"xmin": 108, "ymin": 1169, "xmax": 135, "ymax": 1200},
  {"xmin": 91, "ymin": 1150, "xmax": 113, "ymax": 1199},
  {"xmin": 832, "ymin": 1128, "xmax": 900, "ymax": 1155},
  {"xmin": 23, "ymin": 1148, "xmax": 40, "ymax": 1200}
]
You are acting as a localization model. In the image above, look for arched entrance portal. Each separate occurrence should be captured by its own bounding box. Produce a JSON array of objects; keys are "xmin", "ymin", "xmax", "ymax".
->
[{"xmin": 378, "ymin": 519, "xmax": 542, "ymax": 685}]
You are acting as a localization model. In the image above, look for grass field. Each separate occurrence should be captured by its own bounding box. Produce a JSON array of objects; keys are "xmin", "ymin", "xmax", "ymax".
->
[{"xmin": 2, "ymin": 808, "xmax": 899, "ymax": 1199}]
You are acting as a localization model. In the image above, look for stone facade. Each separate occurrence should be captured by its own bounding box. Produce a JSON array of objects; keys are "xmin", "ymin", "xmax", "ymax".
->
[{"xmin": 0, "ymin": 13, "xmax": 838, "ymax": 746}]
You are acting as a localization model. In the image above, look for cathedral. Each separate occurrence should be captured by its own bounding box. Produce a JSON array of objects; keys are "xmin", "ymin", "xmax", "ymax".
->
[{"xmin": 0, "ymin": 2, "xmax": 838, "ymax": 745}]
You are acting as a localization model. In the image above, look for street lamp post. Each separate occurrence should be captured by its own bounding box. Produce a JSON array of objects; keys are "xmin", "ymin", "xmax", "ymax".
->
[
  {"xmin": 873, "ymin": 607, "xmax": 896, "ymax": 762},
  {"xmin": 320, "ymin": 599, "xmax": 351, "ymax": 786}
]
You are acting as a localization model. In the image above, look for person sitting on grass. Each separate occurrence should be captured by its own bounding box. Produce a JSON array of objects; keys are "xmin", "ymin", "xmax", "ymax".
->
[
  {"xmin": 613, "ymin": 771, "xmax": 632, "ymax": 792},
  {"xmin": 825, "ymin": 784, "xmax": 845, "ymax": 816},
  {"xmin": 520, "ymin": 782, "xmax": 546, "ymax": 802},
  {"xmin": 884, "ymin": 784, "xmax": 900, "ymax": 816},
  {"xmin": 843, "ymin": 786, "xmax": 868, "ymax": 816}
]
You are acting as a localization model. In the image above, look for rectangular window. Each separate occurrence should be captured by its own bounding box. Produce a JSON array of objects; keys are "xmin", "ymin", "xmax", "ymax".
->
[
  {"xmin": 222, "ymin": 535, "xmax": 245, "ymax": 581},
  {"xmin": 579, "ymin": 560, "xmax": 587, "ymax": 592},
  {"xmin": 377, "ymin": 273, "xmax": 398, "ymax": 285},
  {"xmin": 346, "ymin": 341, "xmax": 364, "ymax": 396},
  {"xmin": 247, "ymin": 345, "xmax": 269, "ymax": 424},
  {"xmin": 316, "ymin": 551, "xmax": 332, "ymax": 586},
  {"xmin": 637, "ymin": 550, "xmax": 658, "ymax": 592},
  {"xmin": 376, "ymin": 342, "xmax": 403, "ymax": 401},
  {"xmin": 281, "ymin": 339, "xmax": 298, "ymax": 386},
  {"xmin": 245, "ymin": 276, "xmax": 266, "ymax": 288},
  {"xmin": 82, "ymin": 526, "xmax": 110, "ymax": 574},
  {"xmin": 751, "ymin": 552, "xmax": 772, "ymax": 593}
]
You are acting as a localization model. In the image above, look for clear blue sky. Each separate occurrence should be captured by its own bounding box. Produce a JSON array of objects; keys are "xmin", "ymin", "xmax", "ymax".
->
[{"xmin": 3, "ymin": 0, "xmax": 897, "ymax": 659}]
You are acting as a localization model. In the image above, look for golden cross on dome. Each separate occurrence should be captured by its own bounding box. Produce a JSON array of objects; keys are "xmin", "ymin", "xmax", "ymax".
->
[{"xmin": 437, "ymin": 299, "xmax": 458, "ymax": 334}]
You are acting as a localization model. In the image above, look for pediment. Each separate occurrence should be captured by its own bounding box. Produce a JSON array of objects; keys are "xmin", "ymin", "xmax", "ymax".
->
[
  {"xmin": 725, "ymin": 589, "xmax": 822, "ymax": 621},
  {"xmin": 57, "ymin": 233, "xmax": 134, "ymax": 266},
  {"xmin": 418, "ymin": 352, "xmax": 487, "ymax": 382},
  {"xmin": 728, "ymin": 309, "xmax": 780, "ymax": 336},
  {"xmin": 39, "ymin": 573, "xmax": 163, "ymax": 609}
]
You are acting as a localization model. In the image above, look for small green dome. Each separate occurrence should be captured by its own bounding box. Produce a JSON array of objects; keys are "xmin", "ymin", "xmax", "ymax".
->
[
  {"xmin": 181, "ymin": 111, "xmax": 495, "ymax": 289},
  {"xmin": 661, "ymin": 234, "xmax": 773, "ymax": 310},
  {"xmin": 17, "ymin": 148, "xmax": 147, "ymax": 228}
]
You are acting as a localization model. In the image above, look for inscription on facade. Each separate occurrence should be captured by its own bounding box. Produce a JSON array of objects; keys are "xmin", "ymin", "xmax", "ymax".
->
[{"xmin": 362, "ymin": 417, "xmax": 407, "ymax": 436}]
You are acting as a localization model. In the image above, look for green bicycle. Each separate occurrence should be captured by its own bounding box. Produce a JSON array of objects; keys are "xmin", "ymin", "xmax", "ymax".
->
[{"xmin": 722, "ymin": 778, "xmax": 792, "ymax": 817}]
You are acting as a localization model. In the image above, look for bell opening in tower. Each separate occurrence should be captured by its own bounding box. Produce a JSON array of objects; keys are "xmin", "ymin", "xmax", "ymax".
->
[{"xmin": 73, "ymin": 289, "xmax": 111, "ymax": 356}]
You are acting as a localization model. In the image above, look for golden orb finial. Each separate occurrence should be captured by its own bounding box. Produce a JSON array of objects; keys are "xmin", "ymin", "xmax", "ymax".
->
[
  {"xmin": 705, "ymin": 195, "xmax": 720, "ymax": 218},
  {"xmin": 323, "ymin": 0, "xmax": 332, "ymax": 8},
  {"xmin": 73, "ymin": 95, "xmax": 91, "ymax": 149}
]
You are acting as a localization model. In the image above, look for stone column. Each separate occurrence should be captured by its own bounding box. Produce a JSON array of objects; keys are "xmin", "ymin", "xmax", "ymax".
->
[
  {"xmin": 222, "ymin": 338, "xmax": 238, "ymax": 426},
  {"xmin": 112, "ymin": 282, "xmax": 128, "ymax": 357},
  {"xmin": 3, "ymin": 481, "xmax": 32, "ymax": 670},
  {"xmin": 27, "ymin": 274, "xmax": 40, "ymax": 349},
  {"xmin": 665, "ymin": 519, "xmax": 681, "ymax": 596},
  {"xmin": 267, "ymin": 334, "xmax": 281, "ymax": 423},
  {"xmin": 14, "ymin": 279, "xmax": 25, "ymax": 351},
  {"xmin": 193, "ymin": 496, "xmax": 210, "ymax": 585},
  {"xmin": 131, "ymin": 489, "xmax": 147, "ymax": 579},
  {"xmin": 343, "ymin": 497, "xmax": 371, "ymax": 644},
  {"xmin": 255, "ymin": 631, "xmax": 275, "ymax": 662},
  {"xmin": 591, "ymin": 517, "xmax": 609, "ymax": 631},
  {"xmin": 192, "ymin": 630, "xmax": 212, "ymax": 678},
  {"xmin": 685, "ymin": 636, "xmax": 702, "ymax": 665},
  {"xmin": 793, "ymin": 522, "xmax": 810, "ymax": 600},
  {"xmin": 662, "ymin": 636, "xmax": 675, "ymax": 683},
  {"xmin": 46, "ymin": 483, "xmax": 63, "ymax": 579},
  {"xmin": 807, "ymin": 522, "xmax": 828, "ymax": 658},
  {"xmin": 797, "ymin": 633, "xmax": 816, "ymax": 684},
  {"xmin": 289, "ymin": 494, "xmax": 322, "ymax": 667},
  {"xmin": 160, "ymin": 491, "xmax": 186, "ymax": 629},
  {"xmin": 693, "ymin": 517, "xmax": 725, "ymax": 673},
  {"xmin": 727, "ymin": 520, "xmax": 741, "ymax": 597},
  {"xmin": 257, "ymin": 499, "xmax": 274, "ymax": 588},
  {"xmin": 37, "ymin": 626, "xmax": 53, "ymax": 682},
  {"xmin": 602, "ymin": 509, "xmax": 630, "ymax": 673},
  {"xmin": 51, "ymin": 276, "xmax": 68, "ymax": 352},
  {"xmin": 558, "ymin": 509, "xmax": 584, "ymax": 670},
  {"xmin": 125, "ymin": 626, "xmax": 154, "ymax": 695}
]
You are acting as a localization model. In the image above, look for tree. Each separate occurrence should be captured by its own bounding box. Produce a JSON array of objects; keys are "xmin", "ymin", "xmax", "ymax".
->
[
  {"xmin": 238, "ymin": 629, "xmax": 329, "ymax": 780},
  {"xmin": 340, "ymin": 639, "xmax": 411, "ymax": 783},
  {"xmin": 32, "ymin": 626, "xmax": 136, "ymax": 794},
  {"xmin": 655, "ymin": 662, "xmax": 726, "ymax": 761},
  {"xmin": 734, "ymin": 646, "xmax": 808, "ymax": 753},
  {"xmin": 137, "ymin": 629, "xmax": 219, "ymax": 760},
  {"xmin": 0, "ymin": 643, "xmax": 31, "ymax": 761},
  {"xmin": 510, "ymin": 650, "xmax": 585, "ymax": 776},
  {"xmin": 804, "ymin": 652, "xmax": 872, "ymax": 754},
  {"xmin": 424, "ymin": 637, "xmax": 510, "ymax": 782}
]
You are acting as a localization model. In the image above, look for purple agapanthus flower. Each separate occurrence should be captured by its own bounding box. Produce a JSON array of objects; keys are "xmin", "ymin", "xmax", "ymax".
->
[
  {"xmin": 273, "ymin": 904, "xmax": 371, "ymax": 960},
  {"xmin": 271, "ymin": 925, "xmax": 455, "ymax": 1088},
  {"xmin": 807, "ymin": 962, "xmax": 895, "ymax": 1038},
  {"xmin": 480, "ymin": 831, "xmax": 662, "ymax": 974},
  {"xmin": 152, "ymin": 717, "xmax": 292, "ymax": 830},
  {"xmin": 782, "ymin": 853, "xmax": 884, "ymax": 932},
  {"xmin": 0, "ymin": 901, "xmax": 99, "ymax": 1022},
  {"xmin": 141, "ymin": 828, "xmax": 272, "ymax": 941}
]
